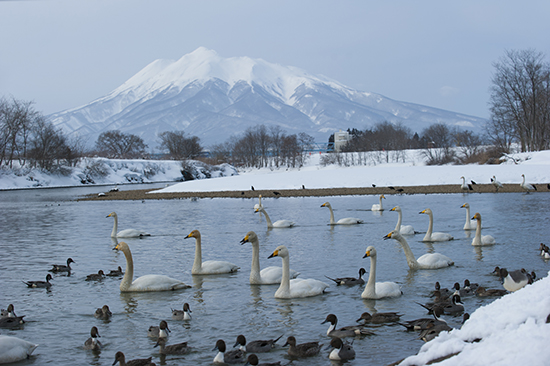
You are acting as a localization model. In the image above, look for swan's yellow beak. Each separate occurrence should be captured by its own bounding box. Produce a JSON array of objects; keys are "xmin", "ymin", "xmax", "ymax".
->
[
  {"xmin": 384, "ymin": 232, "xmax": 393, "ymax": 239},
  {"xmin": 419, "ymin": 209, "xmax": 427, "ymax": 214},
  {"xmin": 106, "ymin": 213, "xmax": 113, "ymax": 218},
  {"xmin": 390, "ymin": 207, "xmax": 397, "ymax": 211},
  {"xmin": 254, "ymin": 208, "xmax": 259, "ymax": 213},
  {"xmin": 240, "ymin": 235, "xmax": 249, "ymax": 245},
  {"xmin": 363, "ymin": 250, "xmax": 371, "ymax": 258},
  {"xmin": 381, "ymin": 195, "xmax": 386, "ymax": 199},
  {"xmin": 321, "ymin": 203, "xmax": 326, "ymax": 207},
  {"xmin": 268, "ymin": 249, "xmax": 279, "ymax": 259},
  {"xmin": 461, "ymin": 204, "xmax": 466, "ymax": 208}
]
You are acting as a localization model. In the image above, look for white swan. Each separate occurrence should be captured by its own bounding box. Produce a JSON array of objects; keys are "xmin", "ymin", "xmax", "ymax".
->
[
  {"xmin": 254, "ymin": 206, "xmax": 294, "ymax": 228},
  {"xmin": 460, "ymin": 176, "xmax": 470, "ymax": 191},
  {"xmin": 460, "ymin": 203, "xmax": 478, "ymax": 230},
  {"xmin": 384, "ymin": 230, "xmax": 454, "ymax": 270},
  {"xmin": 267, "ymin": 245, "xmax": 329, "ymax": 298},
  {"xmin": 471, "ymin": 212, "xmax": 495, "ymax": 246},
  {"xmin": 419, "ymin": 208, "xmax": 453, "ymax": 242},
  {"xmin": 521, "ymin": 174, "xmax": 536, "ymax": 192},
  {"xmin": 371, "ymin": 194, "xmax": 386, "ymax": 211},
  {"xmin": 114, "ymin": 241, "xmax": 190, "ymax": 292},
  {"xmin": 491, "ymin": 175, "xmax": 503, "ymax": 191},
  {"xmin": 240, "ymin": 231, "xmax": 300, "ymax": 284},
  {"xmin": 253, "ymin": 195, "xmax": 263, "ymax": 221},
  {"xmin": 389, "ymin": 206, "xmax": 415, "ymax": 235},
  {"xmin": 185, "ymin": 230, "xmax": 240, "ymax": 275},
  {"xmin": 361, "ymin": 246, "xmax": 402, "ymax": 299},
  {"xmin": 321, "ymin": 202, "xmax": 363, "ymax": 225},
  {"xmin": 0, "ymin": 335, "xmax": 38, "ymax": 364},
  {"xmin": 107, "ymin": 212, "xmax": 150, "ymax": 238}
]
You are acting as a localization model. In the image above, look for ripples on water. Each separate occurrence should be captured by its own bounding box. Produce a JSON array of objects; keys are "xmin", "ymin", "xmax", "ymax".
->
[{"xmin": 1, "ymin": 185, "xmax": 549, "ymax": 366}]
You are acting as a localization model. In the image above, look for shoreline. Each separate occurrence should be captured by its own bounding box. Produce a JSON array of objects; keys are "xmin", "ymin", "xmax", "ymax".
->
[{"xmin": 78, "ymin": 183, "xmax": 550, "ymax": 201}]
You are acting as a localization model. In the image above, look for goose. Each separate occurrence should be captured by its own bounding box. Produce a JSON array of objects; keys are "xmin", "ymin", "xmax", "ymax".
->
[
  {"xmin": 49, "ymin": 257, "xmax": 75, "ymax": 273},
  {"xmin": 328, "ymin": 337, "xmax": 355, "ymax": 361},
  {"xmin": 0, "ymin": 335, "xmax": 38, "ymax": 364},
  {"xmin": 384, "ymin": 230, "xmax": 454, "ymax": 270},
  {"xmin": 23, "ymin": 273, "xmax": 53, "ymax": 289},
  {"xmin": 322, "ymin": 314, "xmax": 374, "ymax": 338},
  {"xmin": 419, "ymin": 209, "xmax": 453, "ymax": 241},
  {"xmin": 244, "ymin": 354, "xmax": 282, "ymax": 366},
  {"xmin": 113, "ymin": 241, "xmax": 190, "ymax": 292},
  {"xmin": 112, "ymin": 351, "xmax": 155, "ymax": 366},
  {"xmin": 283, "ymin": 336, "xmax": 321, "ymax": 358},
  {"xmin": 321, "ymin": 202, "xmax": 363, "ymax": 225},
  {"xmin": 241, "ymin": 231, "xmax": 299, "ymax": 284},
  {"xmin": 460, "ymin": 176, "xmax": 472, "ymax": 191},
  {"xmin": 154, "ymin": 337, "xmax": 189, "ymax": 355},
  {"xmin": 267, "ymin": 245, "xmax": 329, "ymax": 298},
  {"xmin": 106, "ymin": 266, "xmax": 124, "ymax": 277},
  {"xmin": 491, "ymin": 175, "xmax": 503, "ymax": 191},
  {"xmin": 233, "ymin": 334, "xmax": 282, "ymax": 353},
  {"xmin": 475, "ymin": 286, "xmax": 508, "ymax": 297},
  {"xmin": 471, "ymin": 213, "xmax": 495, "ymax": 246},
  {"xmin": 460, "ymin": 203, "xmax": 478, "ymax": 230},
  {"xmin": 185, "ymin": 230, "xmax": 240, "ymax": 275},
  {"xmin": 213, "ymin": 339, "xmax": 245, "ymax": 364},
  {"xmin": 356, "ymin": 311, "xmax": 402, "ymax": 324},
  {"xmin": 171, "ymin": 303, "xmax": 191, "ymax": 321},
  {"xmin": 389, "ymin": 206, "xmax": 416, "ymax": 235},
  {"xmin": 254, "ymin": 206, "xmax": 294, "ymax": 228},
  {"xmin": 520, "ymin": 174, "xmax": 536, "ymax": 193},
  {"xmin": 148, "ymin": 320, "xmax": 170, "ymax": 339},
  {"xmin": 84, "ymin": 326, "xmax": 101, "ymax": 351},
  {"xmin": 361, "ymin": 246, "xmax": 402, "ymax": 299},
  {"xmin": 94, "ymin": 304, "xmax": 112, "ymax": 320},
  {"xmin": 498, "ymin": 268, "xmax": 529, "ymax": 292},
  {"xmin": 86, "ymin": 270, "xmax": 105, "ymax": 281},
  {"xmin": 107, "ymin": 211, "xmax": 151, "ymax": 238},
  {"xmin": 325, "ymin": 268, "xmax": 366, "ymax": 286},
  {"xmin": 371, "ymin": 194, "xmax": 385, "ymax": 211}
]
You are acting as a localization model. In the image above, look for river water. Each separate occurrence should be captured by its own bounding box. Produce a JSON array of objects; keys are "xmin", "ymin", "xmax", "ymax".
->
[{"xmin": 1, "ymin": 185, "xmax": 549, "ymax": 366}]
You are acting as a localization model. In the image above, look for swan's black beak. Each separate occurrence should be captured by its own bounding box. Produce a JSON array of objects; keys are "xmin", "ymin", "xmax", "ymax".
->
[
  {"xmin": 383, "ymin": 233, "xmax": 392, "ymax": 240},
  {"xmin": 363, "ymin": 251, "xmax": 370, "ymax": 258},
  {"xmin": 268, "ymin": 250, "xmax": 278, "ymax": 259},
  {"xmin": 240, "ymin": 236, "xmax": 248, "ymax": 245}
]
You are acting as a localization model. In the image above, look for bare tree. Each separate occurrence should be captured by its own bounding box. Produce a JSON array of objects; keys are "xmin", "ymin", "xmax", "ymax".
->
[
  {"xmin": 95, "ymin": 130, "xmax": 148, "ymax": 158},
  {"xmin": 158, "ymin": 131, "xmax": 202, "ymax": 159},
  {"xmin": 28, "ymin": 117, "xmax": 70, "ymax": 171},
  {"xmin": 0, "ymin": 97, "xmax": 39, "ymax": 167},
  {"xmin": 420, "ymin": 123, "xmax": 455, "ymax": 165},
  {"xmin": 453, "ymin": 129, "xmax": 483, "ymax": 163}
]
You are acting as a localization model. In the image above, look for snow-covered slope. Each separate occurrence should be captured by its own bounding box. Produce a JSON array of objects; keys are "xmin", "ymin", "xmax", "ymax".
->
[{"xmin": 48, "ymin": 47, "xmax": 487, "ymax": 148}]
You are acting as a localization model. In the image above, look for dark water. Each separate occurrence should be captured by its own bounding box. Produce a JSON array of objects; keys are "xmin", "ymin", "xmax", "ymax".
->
[{"xmin": 1, "ymin": 186, "xmax": 549, "ymax": 366}]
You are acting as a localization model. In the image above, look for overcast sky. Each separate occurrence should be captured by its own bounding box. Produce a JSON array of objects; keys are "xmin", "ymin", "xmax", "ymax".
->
[{"xmin": 1, "ymin": 1, "xmax": 549, "ymax": 119}]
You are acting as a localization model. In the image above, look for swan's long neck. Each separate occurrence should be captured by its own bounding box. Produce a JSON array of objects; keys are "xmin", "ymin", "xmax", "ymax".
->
[
  {"xmin": 364, "ymin": 254, "xmax": 377, "ymax": 297},
  {"xmin": 394, "ymin": 210, "xmax": 403, "ymax": 231},
  {"xmin": 277, "ymin": 254, "xmax": 291, "ymax": 296},
  {"xmin": 464, "ymin": 206, "xmax": 471, "ymax": 226},
  {"xmin": 120, "ymin": 247, "xmax": 134, "ymax": 291},
  {"xmin": 473, "ymin": 218, "xmax": 482, "ymax": 245},
  {"xmin": 192, "ymin": 236, "xmax": 203, "ymax": 273},
  {"xmin": 396, "ymin": 235, "xmax": 419, "ymax": 269},
  {"xmin": 379, "ymin": 196, "xmax": 384, "ymax": 210},
  {"xmin": 111, "ymin": 215, "xmax": 118, "ymax": 237},
  {"xmin": 250, "ymin": 239, "xmax": 262, "ymax": 283},
  {"xmin": 522, "ymin": 175, "xmax": 526, "ymax": 186},
  {"xmin": 261, "ymin": 208, "xmax": 274, "ymax": 228},
  {"xmin": 424, "ymin": 212, "xmax": 434, "ymax": 240},
  {"xmin": 327, "ymin": 205, "xmax": 336, "ymax": 224}
]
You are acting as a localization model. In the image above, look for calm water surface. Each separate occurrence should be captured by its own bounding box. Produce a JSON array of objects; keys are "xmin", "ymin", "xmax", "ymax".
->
[{"xmin": 1, "ymin": 185, "xmax": 549, "ymax": 366}]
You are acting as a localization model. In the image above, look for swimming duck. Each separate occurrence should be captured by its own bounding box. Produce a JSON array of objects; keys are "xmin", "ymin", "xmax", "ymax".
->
[
  {"xmin": 321, "ymin": 202, "xmax": 363, "ymax": 225},
  {"xmin": 356, "ymin": 311, "xmax": 402, "ymax": 324},
  {"xmin": 106, "ymin": 266, "xmax": 124, "ymax": 276},
  {"xmin": 233, "ymin": 334, "xmax": 282, "ymax": 353},
  {"xmin": 322, "ymin": 314, "xmax": 374, "ymax": 338},
  {"xmin": 328, "ymin": 337, "xmax": 355, "ymax": 360},
  {"xmin": 86, "ymin": 270, "xmax": 105, "ymax": 281},
  {"xmin": 419, "ymin": 209, "xmax": 453, "ymax": 242},
  {"xmin": 475, "ymin": 286, "xmax": 507, "ymax": 297},
  {"xmin": 0, "ymin": 304, "xmax": 17, "ymax": 318},
  {"xmin": 463, "ymin": 279, "xmax": 479, "ymax": 293},
  {"xmin": 283, "ymin": 336, "xmax": 321, "ymax": 358},
  {"xmin": 154, "ymin": 337, "xmax": 189, "ymax": 355},
  {"xmin": 185, "ymin": 230, "xmax": 240, "ymax": 275},
  {"xmin": 325, "ymin": 268, "xmax": 366, "ymax": 286},
  {"xmin": 442, "ymin": 294, "xmax": 465, "ymax": 315},
  {"xmin": 0, "ymin": 335, "xmax": 38, "ymax": 364},
  {"xmin": 112, "ymin": 351, "xmax": 155, "ymax": 366},
  {"xmin": 254, "ymin": 206, "xmax": 295, "ymax": 228},
  {"xmin": 432, "ymin": 282, "xmax": 452, "ymax": 298},
  {"xmin": 94, "ymin": 305, "xmax": 112, "ymax": 320},
  {"xmin": 361, "ymin": 246, "xmax": 402, "ymax": 299},
  {"xmin": 498, "ymin": 268, "xmax": 529, "ymax": 292},
  {"xmin": 148, "ymin": 320, "xmax": 170, "ymax": 339},
  {"xmin": 23, "ymin": 274, "xmax": 53, "ymax": 289},
  {"xmin": 0, "ymin": 314, "xmax": 25, "ymax": 329},
  {"xmin": 244, "ymin": 353, "xmax": 282, "ymax": 366},
  {"xmin": 49, "ymin": 257, "xmax": 75, "ymax": 273},
  {"xmin": 399, "ymin": 306, "xmax": 447, "ymax": 331},
  {"xmin": 107, "ymin": 211, "xmax": 151, "ymax": 238},
  {"xmin": 84, "ymin": 326, "xmax": 101, "ymax": 351},
  {"xmin": 171, "ymin": 303, "xmax": 192, "ymax": 321},
  {"xmin": 419, "ymin": 322, "xmax": 452, "ymax": 342},
  {"xmin": 212, "ymin": 339, "xmax": 245, "ymax": 364}
]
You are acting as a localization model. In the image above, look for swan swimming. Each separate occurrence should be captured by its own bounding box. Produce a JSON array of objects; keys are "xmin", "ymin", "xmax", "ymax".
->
[
  {"xmin": 471, "ymin": 212, "xmax": 495, "ymax": 246},
  {"xmin": 254, "ymin": 195, "xmax": 263, "ymax": 222},
  {"xmin": 254, "ymin": 206, "xmax": 294, "ymax": 228},
  {"xmin": 268, "ymin": 245, "xmax": 329, "ymax": 298},
  {"xmin": 389, "ymin": 206, "xmax": 415, "ymax": 235},
  {"xmin": 321, "ymin": 202, "xmax": 363, "ymax": 225},
  {"xmin": 384, "ymin": 230, "xmax": 454, "ymax": 270},
  {"xmin": 419, "ymin": 208, "xmax": 453, "ymax": 242},
  {"xmin": 240, "ymin": 231, "xmax": 299, "ymax": 284},
  {"xmin": 460, "ymin": 203, "xmax": 478, "ymax": 230},
  {"xmin": 371, "ymin": 194, "xmax": 385, "ymax": 211},
  {"xmin": 107, "ymin": 212, "xmax": 151, "ymax": 238},
  {"xmin": 113, "ymin": 241, "xmax": 190, "ymax": 292},
  {"xmin": 185, "ymin": 230, "xmax": 240, "ymax": 275},
  {"xmin": 0, "ymin": 335, "xmax": 38, "ymax": 364},
  {"xmin": 361, "ymin": 246, "xmax": 402, "ymax": 299}
]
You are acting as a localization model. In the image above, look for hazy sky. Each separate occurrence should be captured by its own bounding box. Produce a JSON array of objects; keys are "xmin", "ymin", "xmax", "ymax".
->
[{"xmin": 1, "ymin": 1, "xmax": 549, "ymax": 119}]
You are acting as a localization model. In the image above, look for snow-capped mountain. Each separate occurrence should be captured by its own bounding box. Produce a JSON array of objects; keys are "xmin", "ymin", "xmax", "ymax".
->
[{"xmin": 48, "ymin": 47, "xmax": 486, "ymax": 149}]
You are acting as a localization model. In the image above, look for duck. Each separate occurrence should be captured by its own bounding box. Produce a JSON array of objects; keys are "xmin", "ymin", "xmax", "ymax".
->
[
  {"xmin": 94, "ymin": 305, "xmax": 112, "ymax": 320},
  {"xmin": 475, "ymin": 286, "xmax": 508, "ymax": 297},
  {"xmin": 107, "ymin": 211, "xmax": 151, "ymax": 238},
  {"xmin": 254, "ymin": 206, "xmax": 294, "ymax": 228},
  {"xmin": 185, "ymin": 230, "xmax": 240, "ymax": 275},
  {"xmin": 244, "ymin": 354, "xmax": 282, "ymax": 366},
  {"xmin": 49, "ymin": 257, "xmax": 75, "ymax": 273},
  {"xmin": 460, "ymin": 203, "xmax": 478, "ymax": 230},
  {"xmin": 0, "ymin": 314, "xmax": 25, "ymax": 329},
  {"xmin": 113, "ymin": 241, "xmax": 190, "ymax": 292},
  {"xmin": 171, "ymin": 303, "xmax": 191, "ymax": 321},
  {"xmin": 361, "ymin": 246, "xmax": 402, "ymax": 299},
  {"xmin": 148, "ymin": 320, "xmax": 170, "ymax": 339},
  {"xmin": 321, "ymin": 202, "xmax": 363, "ymax": 225},
  {"xmin": 106, "ymin": 266, "xmax": 124, "ymax": 276},
  {"xmin": 0, "ymin": 335, "xmax": 38, "ymax": 364},
  {"xmin": 432, "ymin": 281, "xmax": 453, "ymax": 298},
  {"xmin": 384, "ymin": 230, "xmax": 454, "ymax": 270},
  {"xmin": 328, "ymin": 337, "xmax": 355, "ymax": 360},
  {"xmin": 86, "ymin": 270, "xmax": 105, "ymax": 281},
  {"xmin": 491, "ymin": 175, "xmax": 503, "ymax": 191},
  {"xmin": 498, "ymin": 268, "xmax": 529, "ymax": 292},
  {"xmin": 322, "ymin": 314, "xmax": 374, "ymax": 338},
  {"xmin": 212, "ymin": 339, "xmax": 245, "ymax": 364},
  {"xmin": 399, "ymin": 306, "xmax": 447, "ymax": 331},
  {"xmin": 356, "ymin": 311, "xmax": 402, "ymax": 324},
  {"xmin": 441, "ymin": 294, "xmax": 465, "ymax": 315},
  {"xmin": 520, "ymin": 174, "xmax": 536, "ymax": 193},
  {"xmin": 325, "ymin": 268, "xmax": 366, "ymax": 286},
  {"xmin": 389, "ymin": 206, "xmax": 416, "ymax": 235},
  {"xmin": 241, "ymin": 231, "xmax": 299, "ymax": 284},
  {"xmin": 154, "ymin": 337, "xmax": 189, "ymax": 355},
  {"xmin": 463, "ymin": 279, "xmax": 479, "ymax": 293},
  {"xmin": 452, "ymin": 282, "xmax": 474, "ymax": 297},
  {"xmin": 0, "ymin": 304, "xmax": 17, "ymax": 318},
  {"xmin": 23, "ymin": 273, "xmax": 53, "ymax": 289},
  {"xmin": 233, "ymin": 334, "xmax": 282, "ymax": 353},
  {"xmin": 84, "ymin": 326, "xmax": 101, "ymax": 351},
  {"xmin": 418, "ymin": 321, "xmax": 453, "ymax": 342},
  {"xmin": 371, "ymin": 194, "xmax": 385, "ymax": 211},
  {"xmin": 267, "ymin": 245, "xmax": 329, "ymax": 298},
  {"xmin": 283, "ymin": 336, "xmax": 321, "ymax": 358},
  {"xmin": 419, "ymin": 208, "xmax": 453, "ymax": 241},
  {"xmin": 471, "ymin": 213, "xmax": 495, "ymax": 246},
  {"xmin": 112, "ymin": 351, "xmax": 155, "ymax": 366}
]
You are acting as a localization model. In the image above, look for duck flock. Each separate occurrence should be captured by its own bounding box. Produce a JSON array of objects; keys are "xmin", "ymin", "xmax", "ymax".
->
[{"xmin": 0, "ymin": 185, "xmax": 548, "ymax": 366}]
